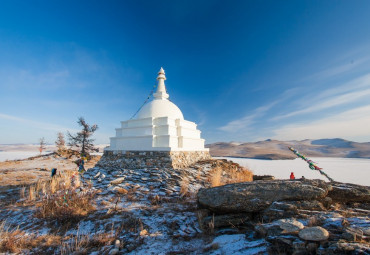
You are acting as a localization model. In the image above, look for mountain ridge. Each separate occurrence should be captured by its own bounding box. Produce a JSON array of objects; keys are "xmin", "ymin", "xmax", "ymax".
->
[{"xmin": 206, "ymin": 138, "xmax": 370, "ymax": 160}]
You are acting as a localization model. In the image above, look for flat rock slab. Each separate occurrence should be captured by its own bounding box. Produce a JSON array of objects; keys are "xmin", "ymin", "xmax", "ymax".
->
[{"xmin": 197, "ymin": 179, "xmax": 330, "ymax": 213}]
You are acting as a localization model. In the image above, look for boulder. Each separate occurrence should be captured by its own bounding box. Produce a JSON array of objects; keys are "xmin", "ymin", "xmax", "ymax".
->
[
  {"xmin": 110, "ymin": 177, "xmax": 125, "ymax": 185},
  {"xmin": 299, "ymin": 226, "xmax": 329, "ymax": 241},
  {"xmin": 328, "ymin": 182, "xmax": 370, "ymax": 203},
  {"xmin": 197, "ymin": 180, "xmax": 330, "ymax": 213},
  {"xmin": 277, "ymin": 218, "xmax": 304, "ymax": 233}
]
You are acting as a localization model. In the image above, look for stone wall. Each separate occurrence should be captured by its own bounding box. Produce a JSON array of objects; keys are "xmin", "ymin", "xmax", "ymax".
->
[{"xmin": 97, "ymin": 150, "xmax": 211, "ymax": 169}]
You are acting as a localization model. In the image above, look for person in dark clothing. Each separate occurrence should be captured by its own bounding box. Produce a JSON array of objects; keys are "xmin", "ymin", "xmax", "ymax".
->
[
  {"xmin": 78, "ymin": 158, "xmax": 85, "ymax": 174},
  {"xmin": 51, "ymin": 168, "xmax": 57, "ymax": 178}
]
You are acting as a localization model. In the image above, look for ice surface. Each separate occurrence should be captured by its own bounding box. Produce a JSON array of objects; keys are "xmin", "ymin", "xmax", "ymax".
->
[
  {"xmin": 217, "ymin": 157, "xmax": 370, "ymax": 186},
  {"xmin": 0, "ymin": 151, "xmax": 50, "ymax": 161}
]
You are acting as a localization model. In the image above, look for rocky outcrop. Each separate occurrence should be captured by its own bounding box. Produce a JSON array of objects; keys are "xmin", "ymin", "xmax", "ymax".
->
[
  {"xmin": 98, "ymin": 150, "xmax": 211, "ymax": 170},
  {"xmin": 328, "ymin": 182, "xmax": 370, "ymax": 203},
  {"xmin": 197, "ymin": 179, "xmax": 330, "ymax": 213},
  {"xmin": 197, "ymin": 179, "xmax": 370, "ymax": 254}
]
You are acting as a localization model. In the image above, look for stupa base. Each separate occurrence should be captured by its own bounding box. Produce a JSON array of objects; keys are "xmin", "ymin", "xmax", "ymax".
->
[{"xmin": 97, "ymin": 150, "xmax": 211, "ymax": 169}]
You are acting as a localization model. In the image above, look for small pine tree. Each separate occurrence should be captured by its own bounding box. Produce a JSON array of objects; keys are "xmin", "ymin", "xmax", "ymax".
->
[
  {"xmin": 68, "ymin": 117, "xmax": 98, "ymax": 157},
  {"xmin": 55, "ymin": 132, "xmax": 66, "ymax": 154},
  {"xmin": 39, "ymin": 137, "xmax": 46, "ymax": 155}
]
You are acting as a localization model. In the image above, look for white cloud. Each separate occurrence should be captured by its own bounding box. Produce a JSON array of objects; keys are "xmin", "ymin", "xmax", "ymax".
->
[{"xmin": 271, "ymin": 105, "xmax": 370, "ymax": 142}]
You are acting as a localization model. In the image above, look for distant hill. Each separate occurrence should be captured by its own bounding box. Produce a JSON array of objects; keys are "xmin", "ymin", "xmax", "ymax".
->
[{"xmin": 206, "ymin": 138, "xmax": 370, "ymax": 159}]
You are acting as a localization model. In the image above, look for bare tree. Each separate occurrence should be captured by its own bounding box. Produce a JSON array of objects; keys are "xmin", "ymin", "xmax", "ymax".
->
[
  {"xmin": 68, "ymin": 117, "xmax": 98, "ymax": 157},
  {"xmin": 55, "ymin": 132, "xmax": 66, "ymax": 154},
  {"xmin": 39, "ymin": 137, "xmax": 46, "ymax": 155}
]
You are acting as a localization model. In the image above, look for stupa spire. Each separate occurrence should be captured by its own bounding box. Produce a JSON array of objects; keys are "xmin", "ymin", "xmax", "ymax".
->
[{"xmin": 154, "ymin": 67, "xmax": 169, "ymax": 100}]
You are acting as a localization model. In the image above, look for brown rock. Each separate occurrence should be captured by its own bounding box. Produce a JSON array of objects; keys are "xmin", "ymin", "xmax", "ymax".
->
[{"xmin": 197, "ymin": 180, "xmax": 330, "ymax": 213}]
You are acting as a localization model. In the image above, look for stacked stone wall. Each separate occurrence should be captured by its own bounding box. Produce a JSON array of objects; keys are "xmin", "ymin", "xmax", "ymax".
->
[{"xmin": 97, "ymin": 150, "xmax": 211, "ymax": 169}]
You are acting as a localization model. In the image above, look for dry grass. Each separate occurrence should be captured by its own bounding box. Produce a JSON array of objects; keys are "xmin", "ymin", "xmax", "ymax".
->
[
  {"xmin": 0, "ymin": 221, "xmax": 61, "ymax": 253},
  {"xmin": 224, "ymin": 167, "xmax": 253, "ymax": 184},
  {"xmin": 208, "ymin": 162, "xmax": 253, "ymax": 187},
  {"xmin": 180, "ymin": 178, "xmax": 190, "ymax": 197},
  {"xmin": 210, "ymin": 167, "xmax": 222, "ymax": 187},
  {"xmin": 0, "ymin": 220, "xmax": 123, "ymax": 254},
  {"xmin": 125, "ymin": 186, "xmax": 140, "ymax": 202},
  {"xmin": 207, "ymin": 214, "xmax": 215, "ymax": 235},
  {"xmin": 60, "ymin": 231, "xmax": 115, "ymax": 255},
  {"xmin": 149, "ymin": 194, "xmax": 162, "ymax": 205},
  {"xmin": 0, "ymin": 222, "xmax": 29, "ymax": 253},
  {"xmin": 21, "ymin": 171, "xmax": 97, "ymax": 220}
]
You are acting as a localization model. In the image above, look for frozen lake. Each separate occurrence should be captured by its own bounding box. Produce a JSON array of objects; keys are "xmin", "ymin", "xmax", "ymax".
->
[
  {"xmin": 1, "ymin": 151, "xmax": 369, "ymax": 186},
  {"xmin": 217, "ymin": 157, "xmax": 370, "ymax": 186},
  {"xmin": 0, "ymin": 151, "xmax": 51, "ymax": 161}
]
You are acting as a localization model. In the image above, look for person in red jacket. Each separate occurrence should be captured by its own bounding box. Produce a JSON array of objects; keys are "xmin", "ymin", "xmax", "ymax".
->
[{"xmin": 290, "ymin": 172, "xmax": 295, "ymax": 180}]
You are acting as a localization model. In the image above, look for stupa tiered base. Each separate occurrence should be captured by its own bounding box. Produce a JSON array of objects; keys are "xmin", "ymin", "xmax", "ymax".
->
[{"xmin": 99, "ymin": 150, "xmax": 211, "ymax": 169}]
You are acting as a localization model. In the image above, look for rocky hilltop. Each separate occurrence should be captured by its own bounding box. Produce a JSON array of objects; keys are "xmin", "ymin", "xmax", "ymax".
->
[
  {"xmin": 198, "ymin": 179, "xmax": 370, "ymax": 254},
  {"xmin": 207, "ymin": 138, "xmax": 370, "ymax": 159},
  {"xmin": 0, "ymin": 155, "xmax": 369, "ymax": 254}
]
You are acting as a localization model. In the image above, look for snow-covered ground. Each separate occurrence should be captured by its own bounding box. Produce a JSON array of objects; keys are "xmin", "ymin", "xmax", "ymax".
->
[
  {"xmin": 217, "ymin": 157, "xmax": 370, "ymax": 186},
  {"xmin": 0, "ymin": 151, "xmax": 52, "ymax": 161},
  {"xmin": 0, "ymin": 144, "xmax": 107, "ymax": 161}
]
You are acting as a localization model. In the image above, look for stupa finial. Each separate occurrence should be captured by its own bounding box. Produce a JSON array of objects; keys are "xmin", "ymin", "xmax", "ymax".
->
[{"xmin": 154, "ymin": 67, "xmax": 169, "ymax": 100}]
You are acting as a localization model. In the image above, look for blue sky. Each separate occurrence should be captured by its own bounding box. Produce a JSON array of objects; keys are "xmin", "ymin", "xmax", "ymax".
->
[{"xmin": 1, "ymin": 0, "xmax": 370, "ymax": 144}]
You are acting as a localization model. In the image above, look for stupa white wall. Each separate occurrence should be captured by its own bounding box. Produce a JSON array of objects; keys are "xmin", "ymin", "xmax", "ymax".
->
[{"xmin": 106, "ymin": 68, "xmax": 209, "ymax": 153}]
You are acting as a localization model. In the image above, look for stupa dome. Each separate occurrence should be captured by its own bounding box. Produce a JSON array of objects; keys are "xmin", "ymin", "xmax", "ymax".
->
[
  {"xmin": 136, "ymin": 67, "xmax": 184, "ymax": 120},
  {"xmin": 107, "ymin": 67, "xmax": 209, "ymax": 156},
  {"xmin": 136, "ymin": 99, "xmax": 184, "ymax": 119}
]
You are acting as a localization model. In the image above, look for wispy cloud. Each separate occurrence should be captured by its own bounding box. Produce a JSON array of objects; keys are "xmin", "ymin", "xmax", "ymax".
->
[
  {"xmin": 302, "ymin": 46, "xmax": 370, "ymax": 82},
  {"xmin": 0, "ymin": 113, "xmax": 78, "ymax": 133},
  {"xmin": 272, "ymin": 69, "xmax": 370, "ymax": 121},
  {"xmin": 219, "ymin": 100, "xmax": 280, "ymax": 132},
  {"xmin": 270, "ymin": 105, "xmax": 370, "ymax": 141},
  {"xmin": 304, "ymin": 56, "xmax": 370, "ymax": 81},
  {"xmin": 0, "ymin": 69, "xmax": 71, "ymax": 90},
  {"xmin": 219, "ymin": 87, "xmax": 300, "ymax": 133},
  {"xmin": 273, "ymin": 85, "xmax": 370, "ymax": 120}
]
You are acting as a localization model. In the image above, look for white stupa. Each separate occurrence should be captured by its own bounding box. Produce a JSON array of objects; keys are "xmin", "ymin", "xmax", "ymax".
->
[{"xmin": 103, "ymin": 68, "xmax": 210, "ymax": 169}]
